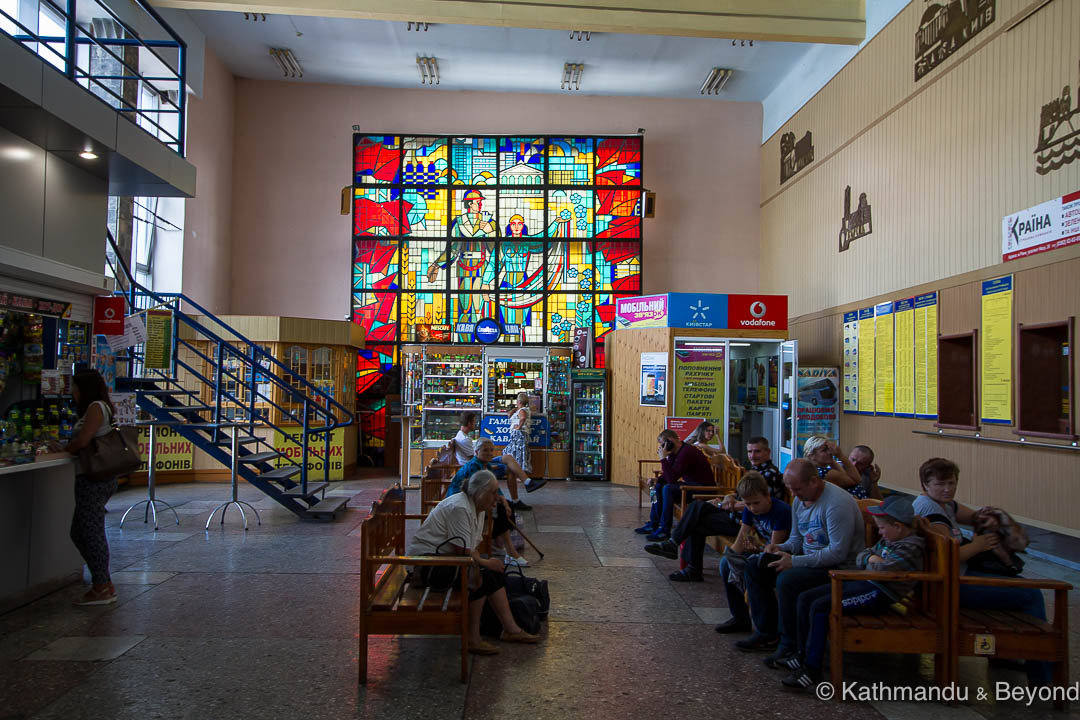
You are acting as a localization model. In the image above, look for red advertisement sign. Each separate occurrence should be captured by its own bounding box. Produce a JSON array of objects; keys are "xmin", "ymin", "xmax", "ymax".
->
[
  {"xmin": 727, "ymin": 294, "xmax": 788, "ymax": 330},
  {"xmin": 92, "ymin": 296, "xmax": 125, "ymax": 335},
  {"xmin": 665, "ymin": 417, "xmax": 706, "ymax": 442}
]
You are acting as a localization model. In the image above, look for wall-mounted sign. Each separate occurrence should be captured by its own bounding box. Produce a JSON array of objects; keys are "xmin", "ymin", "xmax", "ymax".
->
[
  {"xmin": 915, "ymin": 0, "xmax": 995, "ymax": 82},
  {"xmin": 144, "ymin": 309, "xmax": 173, "ymax": 370},
  {"xmin": 980, "ymin": 275, "xmax": 1013, "ymax": 425},
  {"xmin": 92, "ymin": 296, "xmax": 125, "ymax": 335},
  {"xmin": 1001, "ymin": 189, "xmax": 1080, "ymax": 261},
  {"xmin": 665, "ymin": 417, "xmax": 707, "ymax": 442},
  {"xmin": 838, "ymin": 186, "xmax": 872, "ymax": 252},
  {"xmin": 667, "ymin": 293, "xmax": 728, "ymax": 329},
  {"xmin": 673, "ymin": 347, "xmax": 725, "ymax": 420},
  {"xmin": 796, "ymin": 367, "xmax": 839, "ymax": 453},
  {"xmin": 615, "ymin": 293, "xmax": 788, "ymax": 331},
  {"xmin": 615, "ymin": 294, "xmax": 668, "ymax": 329},
  {"xmin": 780, "ymin": 130, "xmax": 814, "ymax": 184},
  {"xmin": 417, "ymin": 324, "xmax": 451, "ymax": 342},
  {"xmin": 572, "ymin": 326, "xmax": 592, "ymax": 368},
  {"xmin": 137, "ymin": 425, "xmax": 194, "ymax": 473},
  {"xmin": 480, "ymin": 414, "xmax": 550, "ymax": 448},
  {"xmin": 274, "ymin": 427, "xmax": 347, "ymax": 480},
  {"xmin": 842, "ymin": 311, "xmax": 859, "ymax": 413},
  {"xmin": 473, "ymin": 318, "xmax": 502, "ymax": 344},
  {"xmin": 727, "ymin": 294, "xmax": 788, "ymax": 331},
  {"xmin": 1035, "ymin": 62, "xmax": 1079, "ymax": 175},
  {"xmin": 0, "ymin": 292, "xmax": 70, "ymax": 317},
  {"xmin": 640, "ymin": 351, "xmax": 668, "ymax": 407}
]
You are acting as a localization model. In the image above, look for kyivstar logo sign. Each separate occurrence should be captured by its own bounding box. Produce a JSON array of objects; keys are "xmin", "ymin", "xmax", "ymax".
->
[{"xmin": 727, "ymin": 295, "xmax": 788, "ymax": 330}]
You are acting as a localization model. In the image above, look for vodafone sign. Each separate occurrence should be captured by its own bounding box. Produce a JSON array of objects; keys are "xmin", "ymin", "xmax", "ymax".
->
[
  {"xmin": 727, "ymin": 294, "xmax": 788, "ymax": 330},
  {"xmin": 93, "ymin": 296, "xmax": 126, "ymax": 335}
]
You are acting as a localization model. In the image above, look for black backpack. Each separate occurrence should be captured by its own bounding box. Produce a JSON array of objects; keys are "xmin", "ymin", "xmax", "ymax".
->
[{"xmin": 505, "ymin": 565, "xmax": 550, "ymax": 619}]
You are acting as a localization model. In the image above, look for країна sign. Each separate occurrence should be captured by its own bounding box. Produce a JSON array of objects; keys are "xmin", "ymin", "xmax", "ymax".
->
[{"xmin": 1002, "ymin": 190, "xmax": 1080, "ymax": 262}]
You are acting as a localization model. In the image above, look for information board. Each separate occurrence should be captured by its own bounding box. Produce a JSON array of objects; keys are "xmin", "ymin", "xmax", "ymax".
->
[
  {"xmin": 874, "ymin": 302, "xmax": 894, "ymax": 416},
  {"xmin": 894, "ymin": 298, "xmax": 915, "ymax": 418},
  {"xmin": 914, "ymin": 292, "xmax": 938, "ymax": 419},
  {"xmin": 981, "ymin": 276, "xmax": 1014, "ymax": 424},
  {"xmin": 857, "ymin": 307, "xmax": 876, "ymax": 414},
  {"xmin": 842, "ymin": 311, "xmax": 859, "ymax": 413}
]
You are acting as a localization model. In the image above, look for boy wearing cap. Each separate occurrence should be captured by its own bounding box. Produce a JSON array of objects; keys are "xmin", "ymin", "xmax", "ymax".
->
[{"xmin": 780, "ymin": 495, "xmax": 927, "ymax": 690}]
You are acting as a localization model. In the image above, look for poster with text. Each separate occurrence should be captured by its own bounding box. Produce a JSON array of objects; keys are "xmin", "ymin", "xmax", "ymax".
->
[
  {"xmin": 874, "ymin": 302, "xmax": 894, "ymax": 416},
  {"xmin": 842, "ymin": 311, "xmax": 859, "ymax": 412},
  {"xmin": 144, "ymin": 309, "xmax": 173, "ymax": 370},
  {"xmin": 665, "ymin": 417, "xmax": 707, "ymax": 442},
  {"xmin": 274, "ymin": 427, "xmax": 347, "ymax": 480},
  {"xmin": 673, "ymin": 347, "xmax": 725, "ymax": 424},
  {"xmin": 914, "ymin": 292, "xmax": 939, "ymax": 419},
  {"xmin": 640, "ymin": 352, "xmax": 668, "ymax": 407},
  {"xmin": 894, "ymin": 298, "xmax": 915, "ymax": 418},
  {"xmin": 1002, "ymin": 190, "xmax": 1080, "ymax": 262},
  {"xmin": 981, "ymin": 276, "xmax": 1013, "ymax": 424},
  {"xmin": 136, "ymin": 425, "xmax": 194, "ymax": 473},
  {"xmin": 857, "ymin": 307, "xmax": 875, "ymax": 413},
  {"xmin": 92, "ymin": 336, "xmax": 118, "ymax": 392},
  {"xmin": 797, "ymin": 367, "xmax": 839, "ymax": 454}
]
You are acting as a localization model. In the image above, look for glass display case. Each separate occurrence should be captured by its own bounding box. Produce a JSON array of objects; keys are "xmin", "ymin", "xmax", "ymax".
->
[
  {"xmin": 546, "ymin": 354, "xmax": 570, "ymax": 451},
  {"xmin": 571, "ymin": 368, "xmax": 607, "ymax": 480},
  {"xmin": 485, "ymin": 350, "xmax": 546, "ymax": 414},
  {"xmin": 422, "ymin": 348, "xmax": 483, "ymax": 445}
]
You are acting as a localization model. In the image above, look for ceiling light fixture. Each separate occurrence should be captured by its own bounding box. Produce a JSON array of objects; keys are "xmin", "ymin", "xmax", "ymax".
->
[
  {"xmin": 417, "ymin": 56, "xmax": 439, "ymax": 85},
  {"xmin": 407, "ymin": 21, "xmax": 429, "ymax": 31},
  {"xmin": 79, "ymin": 151, "xmax": 98, "ymax": 160},
  {"xmin": 561, "ymin": 63, "xmax": 583, "ymax": 91},
  {"xmin": 569, "ymin": 30, "xmax": 591, "ymax": 41},
  {"xmin": 269, "ymin": 48, "xmax": 303, "ymax": 78},
  {"xmin": 700, "ymin": 67, "xmax": 732, "ymax": 95},
  {"xmin": 730, "ymin": 39, "xmax": 753, "ymax": 47},
  {"xmin": 243, "ymin": 12, "xmax": 266, "ymax": 21}
]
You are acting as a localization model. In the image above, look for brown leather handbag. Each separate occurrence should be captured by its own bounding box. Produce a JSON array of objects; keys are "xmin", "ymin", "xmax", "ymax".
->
[{"xmin": 78, "ymin": 425, "xmax": 142, "ymax": 482}]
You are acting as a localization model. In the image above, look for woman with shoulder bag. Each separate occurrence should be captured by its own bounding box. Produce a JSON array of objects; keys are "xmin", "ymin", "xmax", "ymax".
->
[{"xmin": 56, "ymin": 370, "xmax": 121, "ymax": 605}]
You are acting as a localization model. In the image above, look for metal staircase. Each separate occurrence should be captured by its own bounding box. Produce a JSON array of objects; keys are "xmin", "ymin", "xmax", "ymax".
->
[{"xmin": 107, "ymin": 231, "xmax": 355, "ymax": 521}]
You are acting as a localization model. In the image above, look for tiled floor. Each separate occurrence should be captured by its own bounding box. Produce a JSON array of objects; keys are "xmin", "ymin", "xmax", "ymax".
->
[{"xmin": 0, "ymin": 472, "xmax": 1077, "ymax": 719}]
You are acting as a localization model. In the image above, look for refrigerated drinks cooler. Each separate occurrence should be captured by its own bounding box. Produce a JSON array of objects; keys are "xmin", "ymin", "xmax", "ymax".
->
[{"xmin": 571, "ymin": 368, "xmax": 607, "ymax": 481}]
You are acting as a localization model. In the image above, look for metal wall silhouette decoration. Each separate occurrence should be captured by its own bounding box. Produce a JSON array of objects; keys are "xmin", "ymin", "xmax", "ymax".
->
[
  {"xmin": 780, "ymin": 130, "xmax": 814, "ymax": 184},
  {"xmin": 1035, "ymin": 61, "xmax": 1079, "ymax": 175},
  {"xmin": 915, "ymin": 0, "xmax": 996, "ymax": 82},
  {"xmin": 838, "ymin": 186, "xmax": 872, "ymax": 252}
]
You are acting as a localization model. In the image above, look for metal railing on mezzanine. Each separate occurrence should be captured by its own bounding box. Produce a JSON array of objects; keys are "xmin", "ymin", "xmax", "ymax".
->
[{"xmin": 0, "ymin": 0, "xmax": 187, "ymax": 155}]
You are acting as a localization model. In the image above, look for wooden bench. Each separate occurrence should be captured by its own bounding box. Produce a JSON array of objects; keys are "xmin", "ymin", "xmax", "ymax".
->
[
  {"xmin": 952, "ymin": 573, "xmax": 1072, "ymax": 709},
  {"xmin": 827, "ymin": 528, "xmax": 956, "ymax": 694},
  {"xmin": 420, "ymin": 457, "xmax": 460, "ymax": 519},
  {"xmin": 358, "ymin": 484, "xmax": 474, "ymax": 684}
]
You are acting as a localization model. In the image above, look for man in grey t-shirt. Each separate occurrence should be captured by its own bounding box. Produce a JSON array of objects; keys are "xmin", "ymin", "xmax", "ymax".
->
[{"xmin": 735, "ymin": 459, "xmax": 865, "ymax": 668}]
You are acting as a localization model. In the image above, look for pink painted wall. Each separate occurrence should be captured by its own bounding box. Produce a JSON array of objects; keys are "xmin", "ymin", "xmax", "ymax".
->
[
  {"xmin": 182, "ymin": 48, "xmax": 235, "ymax": 314},
  {"xmin": 229, "ymin": 81, "xmax": 762, "ymax": 319}
]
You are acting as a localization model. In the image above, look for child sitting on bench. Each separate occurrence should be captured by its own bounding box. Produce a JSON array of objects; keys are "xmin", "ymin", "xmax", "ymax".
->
[{"xmin": 780, "ymin": 495, "xmax": 927, "ymax": 690}]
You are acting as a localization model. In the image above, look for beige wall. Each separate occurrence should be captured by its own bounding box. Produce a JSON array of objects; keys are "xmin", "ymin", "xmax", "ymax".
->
[
  {"xmin": 183, "ymin": 48, "xmax": 236, "ymax": 314},
  {"xmin": 764, "ymin": 0, "xmax": 1080, "ymax": 534},
  {"xmin": 760, "ymin": 0, "xmax": 1080, "ymax": 318},
  {"xmin": 227, "ymin": 81, "xmax": 763, "ymax": 319}
]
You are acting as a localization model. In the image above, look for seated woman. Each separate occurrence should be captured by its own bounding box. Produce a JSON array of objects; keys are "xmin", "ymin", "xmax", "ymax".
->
[
  {"xmin": 685, "ymin": 421, "xmax": 726, "ymax": 460},
  {"xmin": 913, "ymin": 457, "xmax": 1050, "ymax": 686},
  {"xmin": 802, "ymin": 435, "xmax": 865, "ymax": 499},
  {"xmin": 448, "ymin": 438, "xmax": 529, "ymax": 567},
  {"xmin": 408, "ymin": 470, "xmax": 540, "ymax": 655}
]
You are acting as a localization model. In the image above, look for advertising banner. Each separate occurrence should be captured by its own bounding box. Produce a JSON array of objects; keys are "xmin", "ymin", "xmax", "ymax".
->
[
  {"xmin": 640, "ymin": 352, "xmax": 668, "ymax": 407},
  {"xmin": 137, "ymin": 425, "xmax": 194, "ymax": 473},
  {"xmin": 92, "ymin": 296, "xmax": 125, "ymax": 335},
  {"xmin": 727, "ymin": 294, "xmax": 789, "ymax": 331},
  {"xmin": 797, "ymin": 367, "xmax": 839, "ymax": 453},
  {"xmin": 274, "ymin": 427, "xmax": 347, "ymax": 480},
  {"xmin": 480, "ymin": 414, "xmax": 550, "ymax": 448},
  {"xmin": 673, "ymin": 348, "xmax": 725, "ymax": 421},
  {"xmin": 981, "ymin": 276, "xmax": 1013, "ymax": 424},
  {"xmin": 666, "ymin": 293, "xmax": 728, "ymax": 330},
  {"xmin": 616, "ymin": 294, "xmax": 669, "ymax": 329},
  {"xmin": 1002, "ymin": 190, "xmax": 1080, "ymax": 262},
  {"xmin": 665, "ymin": 417, "xmax": 707, "ymax": 442}
]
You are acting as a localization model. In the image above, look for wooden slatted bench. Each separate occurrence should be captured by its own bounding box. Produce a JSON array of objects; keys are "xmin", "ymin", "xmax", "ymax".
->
[
  {"xmin": 953, "ymin": 575, "xmax": 1072, "ymax": 709},
  {"xmin": 358, "ymin": 484, "xmax": 473, "ymax": 684},
  {"xmin": 828, "ymin": 529, "xmax": 956, "ymax": 694}
]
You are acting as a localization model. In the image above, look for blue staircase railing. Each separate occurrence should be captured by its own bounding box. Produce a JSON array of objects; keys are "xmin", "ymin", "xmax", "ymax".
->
[{"xmin": 106, "ymin": 230, "xmax": 355, "ymax": 498}]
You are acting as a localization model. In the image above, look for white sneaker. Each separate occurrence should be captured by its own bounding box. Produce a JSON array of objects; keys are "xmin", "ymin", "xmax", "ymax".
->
[{"xmin": 505, "ymin": 555, "xmax": 529, "ymax": 567}]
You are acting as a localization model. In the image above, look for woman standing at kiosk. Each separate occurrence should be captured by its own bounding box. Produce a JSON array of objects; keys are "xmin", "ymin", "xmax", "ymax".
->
[{"xmin": 505, "ymin": 392, "xmax": 533, "ymax": 478}]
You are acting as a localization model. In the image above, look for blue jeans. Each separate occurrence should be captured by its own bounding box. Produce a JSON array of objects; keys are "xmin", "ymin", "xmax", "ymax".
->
[
  {"xmin": 718, "ymin": 555, "xmax": 751, "ymax": 624},
  {"xmin": 960, "ymin": 570, "xmax": 1051, "ymax": 685},
  {"xmin": 797, "ymin": 580, "xmax": 892, "ymax": 669},
  {"xmin": 745, "ymin": 559, "xmax": 830, "ymax": 648},
  {"xmin": 648, "ymin": 483, "xmax": 701, "ymax": 534}
]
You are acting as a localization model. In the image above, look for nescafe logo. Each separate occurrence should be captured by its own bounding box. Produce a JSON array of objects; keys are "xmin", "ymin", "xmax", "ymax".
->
[{"xmin": 750, "ymin": 301, "xmax": 767, "ymax": 318}]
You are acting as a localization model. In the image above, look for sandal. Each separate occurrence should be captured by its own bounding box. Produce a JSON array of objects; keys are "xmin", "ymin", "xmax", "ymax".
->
[
  {"xmin": 500, "ymin": 630, "xmax": 540, "ymax": 644},
  {"xmin": 468, "ymin": 640, "xmax": 499, "ymax": 655}
]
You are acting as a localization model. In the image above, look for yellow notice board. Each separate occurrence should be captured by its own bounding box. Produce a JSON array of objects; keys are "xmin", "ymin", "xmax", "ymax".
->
[
  {"xmin": 857, "ymin": 307, "xmax": 875, "ymax": 413},
  {"xmin": 874, "ymin": 302, "xmax": 894, "ymax": 416},
  {"xmin": 894, "ymin": 298, "xmax": 915, "ymax": 417},
  {"xmin": 926, "ymin": 298, "xmax": 938, "ymax": 417},
  {"xmin": 913, "ymin": 292, "xmax": 939, "ymax": 418},
  {"xmin": 274, "ymin": 427, "xmax": 347, "ymax": 480},
  {"xmin": 981, "ymin": 276, "xmax": 1013, "ymax": 424},
  {"xmin": 673, "ymin": 348, "xmax": 725, "ymax": 422},
  {"xmin": 136, "ymin": 426, "xmax": 194, "ymax": 472}
]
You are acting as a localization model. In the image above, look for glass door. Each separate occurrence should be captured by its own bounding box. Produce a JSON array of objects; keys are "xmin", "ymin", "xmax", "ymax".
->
[
  {"xmin": 725, "ymin": 340, "xmax": 782, "ymax": 467},
  {"xmin": 778, "ymin": 340, "xmax": 798, "ymax": 471}
]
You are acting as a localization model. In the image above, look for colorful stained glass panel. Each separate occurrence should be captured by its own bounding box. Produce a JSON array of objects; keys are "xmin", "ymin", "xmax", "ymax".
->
[
  {"xmin": 547, "ymin": 294, "xmax": 592, "ymax": 344},
  {"xmin": 547, "ymin": 190, "xmax": 593, "ymax": 238},
  {"xmin": 546, "ymin": 242, "xmax": 593, "ymax": 291},
  {"xmin": 450, "ymin": 293, "xmax": 497, "ymax": 342},
  {"xmin": 596, "ymin": 136, "xmax": 642, "ymax": 186},
  {"xmin": 498, "ymin": 137, "xmax": 545, "ymax": 180},
  {"xmin": 402, "ymin": 188, "xmax": 448, "ymax": 237},
  {"xmin": 451, "ymin": 189, "xmax": 498, "ymax": 239},
  {"xmin": 548, "ymin": 138, "xmax": 594, "ymax": 185},
  {"xmin": 499, "ymin": 293, "xmax": 544, "ymax": 343},
  {"xmin": 353, "ymin": 239, "xmax": 399, "ymax": 290},
  {"xmin": 402, "ymin": 136, "xmax": 449, "ymax": 184},
  {"xmin": 356, "ymin": 344, "xmax": 396, "ymax": 394},
  {"xmin": 400, "ymin": 291, "xmax": 450, "ymax": 342},
  {"xmin": 401, "ymin": 239, "xmax": 450, "ymax": 291},
  {"xmin": 451, "ymin": 137, "xmax": 498, "ymax": 185},
  {"xmin": 498, "ymin": 241, "xmax": 545, "ymax": 292},
  {"xmin": 594, "ymin": 242, "xmax": 642, "ymax": 293},
  {"xmin": 447, "ymin": 241, "xmax": 496, "ymax": 291},
  {"xmin": 595, "ymin": 189, "xmax": 642, "ymax": 239},
  {"xmin": 354, "ymin": 135, "xmax": 400, "ymax": 184},
  {"xmin": 351, "ymin": 291, "xmax": 398, "ymax": 343},
  {"xmin": 354, "ymin": 188, "xmax": 403, "ymax": 236},
  {"xmin": 498, "ymin": 194, "xmax": 544, "ymax": 238}
]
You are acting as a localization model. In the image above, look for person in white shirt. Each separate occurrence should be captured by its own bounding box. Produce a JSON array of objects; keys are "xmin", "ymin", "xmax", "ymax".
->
[{"xmin": 407, "ymin": 470, "xmax": 540, "ymax": 654}]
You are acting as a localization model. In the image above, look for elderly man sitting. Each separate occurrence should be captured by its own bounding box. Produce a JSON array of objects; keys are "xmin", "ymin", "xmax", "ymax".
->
[{"xmin": 409, "ymin": 469, "xmax": 540, "ymax": 655}]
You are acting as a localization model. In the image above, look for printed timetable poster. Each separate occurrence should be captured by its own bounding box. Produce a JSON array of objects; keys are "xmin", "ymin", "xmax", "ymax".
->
[
  {"xmin": 914, "ymin": 292, "xmax": 938, "ymax": 419},
  {"xmin": 874, "ymin": 302, "xmax": 895, "ymax": 416},
  {"xmin": 842, "ymin": 311, "xmax": 859, "ymax": 412},
  {"xmin": 981, "ymin": 276, "xmax": 1014, "ymax": 424},
  {"xmin": 894, "ymin": 298, "xmax": 915, "ymax": 418},
  {"xmin": 857, "ymin": 307, "xmax": 876, "ymax": 414}
]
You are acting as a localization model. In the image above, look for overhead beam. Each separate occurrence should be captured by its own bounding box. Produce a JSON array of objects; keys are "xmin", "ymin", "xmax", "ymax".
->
[{"xmin": 151, "ymin": 0, "xmax": 866, "ymax": 45}]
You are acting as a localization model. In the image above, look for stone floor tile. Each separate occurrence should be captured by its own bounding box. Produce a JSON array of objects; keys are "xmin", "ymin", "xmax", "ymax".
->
[
  {"xmin": 536, "ymin": 525, "xmax": 585, "ymax": 533},
  {"xmin": 538, "ymin": 567, "xmax": 698, "ymax": 624},
  {"xmin": 692, "ymin": 606, "xmax": 733, "ymax": 625},
  {"xmin": 523, "ymin": 532, "xmax": 599, "ymax": 568},
  {"xmin": 596, "ymin": 556, "xmax": 654, "ymax": 568},
  {"xmin": 123, "ymin": 534, "xmax": 364, "ymax": 574},
  {"xmin": 0, "ymin": 660, "xmax": 100, "ymax": 718},
  {"xmin": 25, "ymin": 635, "xmax": 146, "ymax": 661},
  {"xmin": 125, "ymin": 531, "xmax": 197, "ymax": 542},
  {"xmin": 108, "ymin": 571, "xmax": 178, "ymax": 585}
]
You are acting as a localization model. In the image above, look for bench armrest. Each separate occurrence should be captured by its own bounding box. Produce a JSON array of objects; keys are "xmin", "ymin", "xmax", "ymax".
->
[
  {"xmin": 678, "ymin": 485, "xmax": 722, "ymax": 493},
  {"xmin": 958, "ymin": 576, "xmax": 1073, "ymax": 591},
  {"xmin": 829, "ymin": 570, "xmax": 942, "ymax": 582},
  {"xmin": 375, "ymin": 556, "xmax": 474, "ymax": 567}
]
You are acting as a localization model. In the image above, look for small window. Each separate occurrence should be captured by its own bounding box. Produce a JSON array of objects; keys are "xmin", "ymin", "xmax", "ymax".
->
[
  {"xmin": 1016, "ymin": 318, "xmax": 1075, "ymax": 439},
  {"xmin": 286, "ymin": 345, "xmax": 308, "ymax": 392},
  {"xmin": 312, "ymin": 347, "xmax": 333, "ymax": 394},
  {"xmin": 936, "ymin": 331, "xmax": 978, "ymax": 430}
]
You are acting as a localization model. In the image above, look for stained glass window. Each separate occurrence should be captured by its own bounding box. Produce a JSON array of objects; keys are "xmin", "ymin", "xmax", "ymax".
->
[{"xmin": 352, "ymin": 134, "xmax": 643, "ymax": 389}]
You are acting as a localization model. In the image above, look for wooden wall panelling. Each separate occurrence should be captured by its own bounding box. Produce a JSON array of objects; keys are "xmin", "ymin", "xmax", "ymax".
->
[{"xmin": 607, "ymin": 328, "xmax": 669, "ymax": 487}]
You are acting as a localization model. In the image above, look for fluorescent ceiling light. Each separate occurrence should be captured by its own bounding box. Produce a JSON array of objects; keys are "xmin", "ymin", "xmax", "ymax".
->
[
  {"xmin": 269, "ymin": 48, "xmax": 303, "ymax": 78},
  {"xmin": 79, "ymin": 151, "xmax": 98, "ymax": 160},
  {"xmin": 561, "ymin": 63, "xmax": 583, "ymax": 91},
  {"xmin": 700, "ymin": 68, "xmax": 733, "ymax": 96},
  {"xmin": 417, "ymin": 56, "xmax": 439, "ymax": 85}
]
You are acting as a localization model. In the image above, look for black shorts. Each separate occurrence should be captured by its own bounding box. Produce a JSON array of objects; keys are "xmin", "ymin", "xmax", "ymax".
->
[
  {"xmin": 419, "ymin": 564, "xmax": 506, "ymax": 602},
  {"xmin": 492, "ymin": 500, "xmax": 513, "ymax": 537}
]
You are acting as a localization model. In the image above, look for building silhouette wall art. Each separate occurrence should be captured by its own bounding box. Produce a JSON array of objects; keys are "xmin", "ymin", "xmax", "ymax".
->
[
  {"xmin": 915, "ymin": 0, "xmax": 996, "ymax": 82},
  {"xmin": 1035, "ymin": 61, "xmax": 1080, "ymax": 175},
  {"xmin": 838, "ymin": 186, "xmax": 872, "ymax": 253}
]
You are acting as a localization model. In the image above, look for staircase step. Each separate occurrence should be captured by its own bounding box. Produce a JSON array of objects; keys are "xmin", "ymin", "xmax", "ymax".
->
[
  {"xmin": 305, "ymin": 495, "xmax": 349, "ymax": 520},
  {"xmin": 215, "ymin": 436, "xmax": 261, "ymax": 446},
  {"xmin": 139, "ymin": 388, "xmax": 197, "ymax": 397},
  {"xmin": 257, "ymin": 466, "xmax": 302, "ymax": 482},
  {"xmin": 238, "ymin": 451, "xmax": 282, "ymax": 464},
  {"xmin": 282, "ymin": 481, "xmax": 329, "ymax": 497}
]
